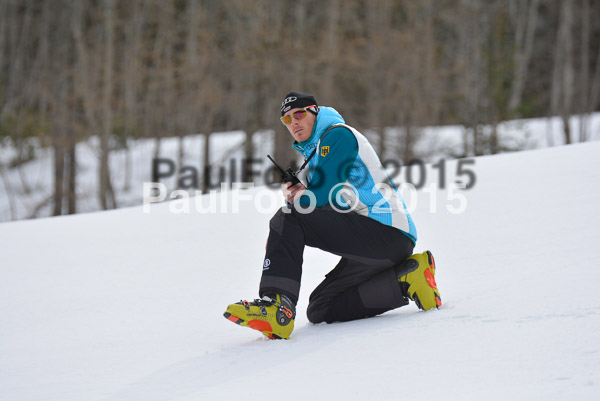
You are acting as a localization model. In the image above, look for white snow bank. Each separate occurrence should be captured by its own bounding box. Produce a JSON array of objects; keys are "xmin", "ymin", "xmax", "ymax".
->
[{"xmin": 1, "ymin": 141, "xmax": 599, "ymax": 400}]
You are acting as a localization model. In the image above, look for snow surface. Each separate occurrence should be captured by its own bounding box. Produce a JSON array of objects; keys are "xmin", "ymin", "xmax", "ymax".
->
[{"xmin": 1, "ymin": 141, "xmax": 600, "ymax": 401}]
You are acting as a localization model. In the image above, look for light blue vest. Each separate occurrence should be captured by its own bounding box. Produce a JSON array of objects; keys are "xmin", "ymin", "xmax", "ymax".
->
[{"xmin": 292, "ymin": 107, "xmax": 417, "ymax": 243}]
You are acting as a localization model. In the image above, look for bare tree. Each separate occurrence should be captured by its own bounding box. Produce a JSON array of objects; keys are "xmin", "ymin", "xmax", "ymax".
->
[
  {"xmin": 98, "ymin": 0, "xmax": 117, "ymax": 209},
  {"xmin": 508, "ymin": 0, "xmax": 540, "ymax": 115},
  {"xmin": 578, "ymin": 0, "xmax": 591, "ymax": 141},
  {"xmin": 119, "ymin": 0, "xmax": 146, "ymax": 191},
  {"xmin": 551, "ymin": 1, "xmax": 576, "ymax": 144},
  {"xmin": 590, "ymin": 46, "xmax": 600, "ymax": 134}
]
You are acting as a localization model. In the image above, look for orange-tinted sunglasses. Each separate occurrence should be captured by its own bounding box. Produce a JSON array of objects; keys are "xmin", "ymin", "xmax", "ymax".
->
[{"xmin": 280, "ymin": 105, "xmax": 318, "ymax": 126}]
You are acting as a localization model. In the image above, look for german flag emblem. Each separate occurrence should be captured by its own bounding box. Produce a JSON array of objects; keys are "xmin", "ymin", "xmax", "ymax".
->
[{"xmin": 321, "ymin": 146, "xmax": 330, "ymax": 157}]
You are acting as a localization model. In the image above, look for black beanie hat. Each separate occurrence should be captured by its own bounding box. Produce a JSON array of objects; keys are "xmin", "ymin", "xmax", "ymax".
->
[{"xmin": 281, "ymin": 91, "xmax": 318, "ymax": 116}]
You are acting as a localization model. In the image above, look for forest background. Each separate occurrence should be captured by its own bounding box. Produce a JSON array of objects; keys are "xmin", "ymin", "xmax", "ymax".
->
[{"xmin": 0, "ymin": 0, "xmax": 599, "ymax": 219}]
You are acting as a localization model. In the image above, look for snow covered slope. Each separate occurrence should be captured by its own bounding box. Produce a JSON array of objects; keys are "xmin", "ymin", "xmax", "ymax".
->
[{"xmin": 1, "ymin": 142, "xmax": 599, "ymax": 401}]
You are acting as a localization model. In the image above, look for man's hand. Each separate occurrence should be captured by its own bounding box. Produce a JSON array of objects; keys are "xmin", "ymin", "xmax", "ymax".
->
[{"xmin": 282, "ymin": 181, "xmax": 306, "ymax": 203}]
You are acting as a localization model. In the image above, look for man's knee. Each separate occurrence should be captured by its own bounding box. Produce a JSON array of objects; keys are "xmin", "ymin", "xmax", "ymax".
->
[{"xmin": 306, "ymin": 302, "xmax": 327, "ymax": 324}]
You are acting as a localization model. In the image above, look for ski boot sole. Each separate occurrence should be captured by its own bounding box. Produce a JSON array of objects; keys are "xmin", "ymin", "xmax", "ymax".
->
[{"xmin": 223, "ymin": 312, "xmax": 284, "ymax": 340}]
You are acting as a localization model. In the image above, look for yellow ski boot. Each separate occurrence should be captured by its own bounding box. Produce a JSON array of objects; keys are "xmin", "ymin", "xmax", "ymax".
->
[
  {"xmin": 397, "ymin": 251, "xmax": 442, "ymax": 311},
  {"xmin": 224, "ymin": 294, "xmax": 295, "ymax": 339}
]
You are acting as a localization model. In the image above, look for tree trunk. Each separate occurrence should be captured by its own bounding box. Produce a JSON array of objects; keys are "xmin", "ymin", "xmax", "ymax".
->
[
  {"xmin": 579, "ymin": 0, "xmax": 591, "ymax": 141},
  {"xmin": 490, "ymin": 122, "xmax": 499, "ymax": 154},
  {"xmin": 66, "ymin": 137, "xmax": 77, "ymax": 215},
  {"xmin": 153, "ymin": 137, "xmax": 162, "ymax": 160},
  {"xmin": 52, "ymin": 134, "xmax": 65, "ymax": 216},
  {"xmin": 551, "ymin": 1, "xmax": 575, "ymax": 144},
  {"xmin": 122, "ymin": 140, "xmax": 131, "ymax": 192},
  {"xmin": 122, "ymin": 0, "xmax": 144, "ymax": 191},
  {"xmin": 244, "ymin": 131, "xmax": 254, "ymax": 181},
  {"xmin": 51, "ymin": 72, "xmax": 69, "ymax": 217},
  {"xmin": 562, "ymin": 116, "xmax": 572, "ymax": 145},
  {"xmin": 508, "ymin": 0, "xmax": 540, "ymax": 115},
  {"xmin": 99, "ymin": 0, "xmax": 116, "ymax": 209},
  {"xmin": 0, "ymin": 163, "xmax": 17, "ymax": 220},
  {"xmin": 589, "ymin": 46, "xmax": 600, "ymax": 137},
  {"xmin": 201, "ymin": 133, "xmax": 211, "ymax": 194},
  {"xmin": 321, "ymin": 0, "xmax": 340, "ymax": 103},
  {"xmin": 176, "ymin": 135, "xmax": 185, "ymax": 189}
]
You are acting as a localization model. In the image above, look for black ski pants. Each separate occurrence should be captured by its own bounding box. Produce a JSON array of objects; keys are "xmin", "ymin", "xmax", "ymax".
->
[{"xmin": 259, "ymin": 205, "xmax": 414, "ymax": 324}]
